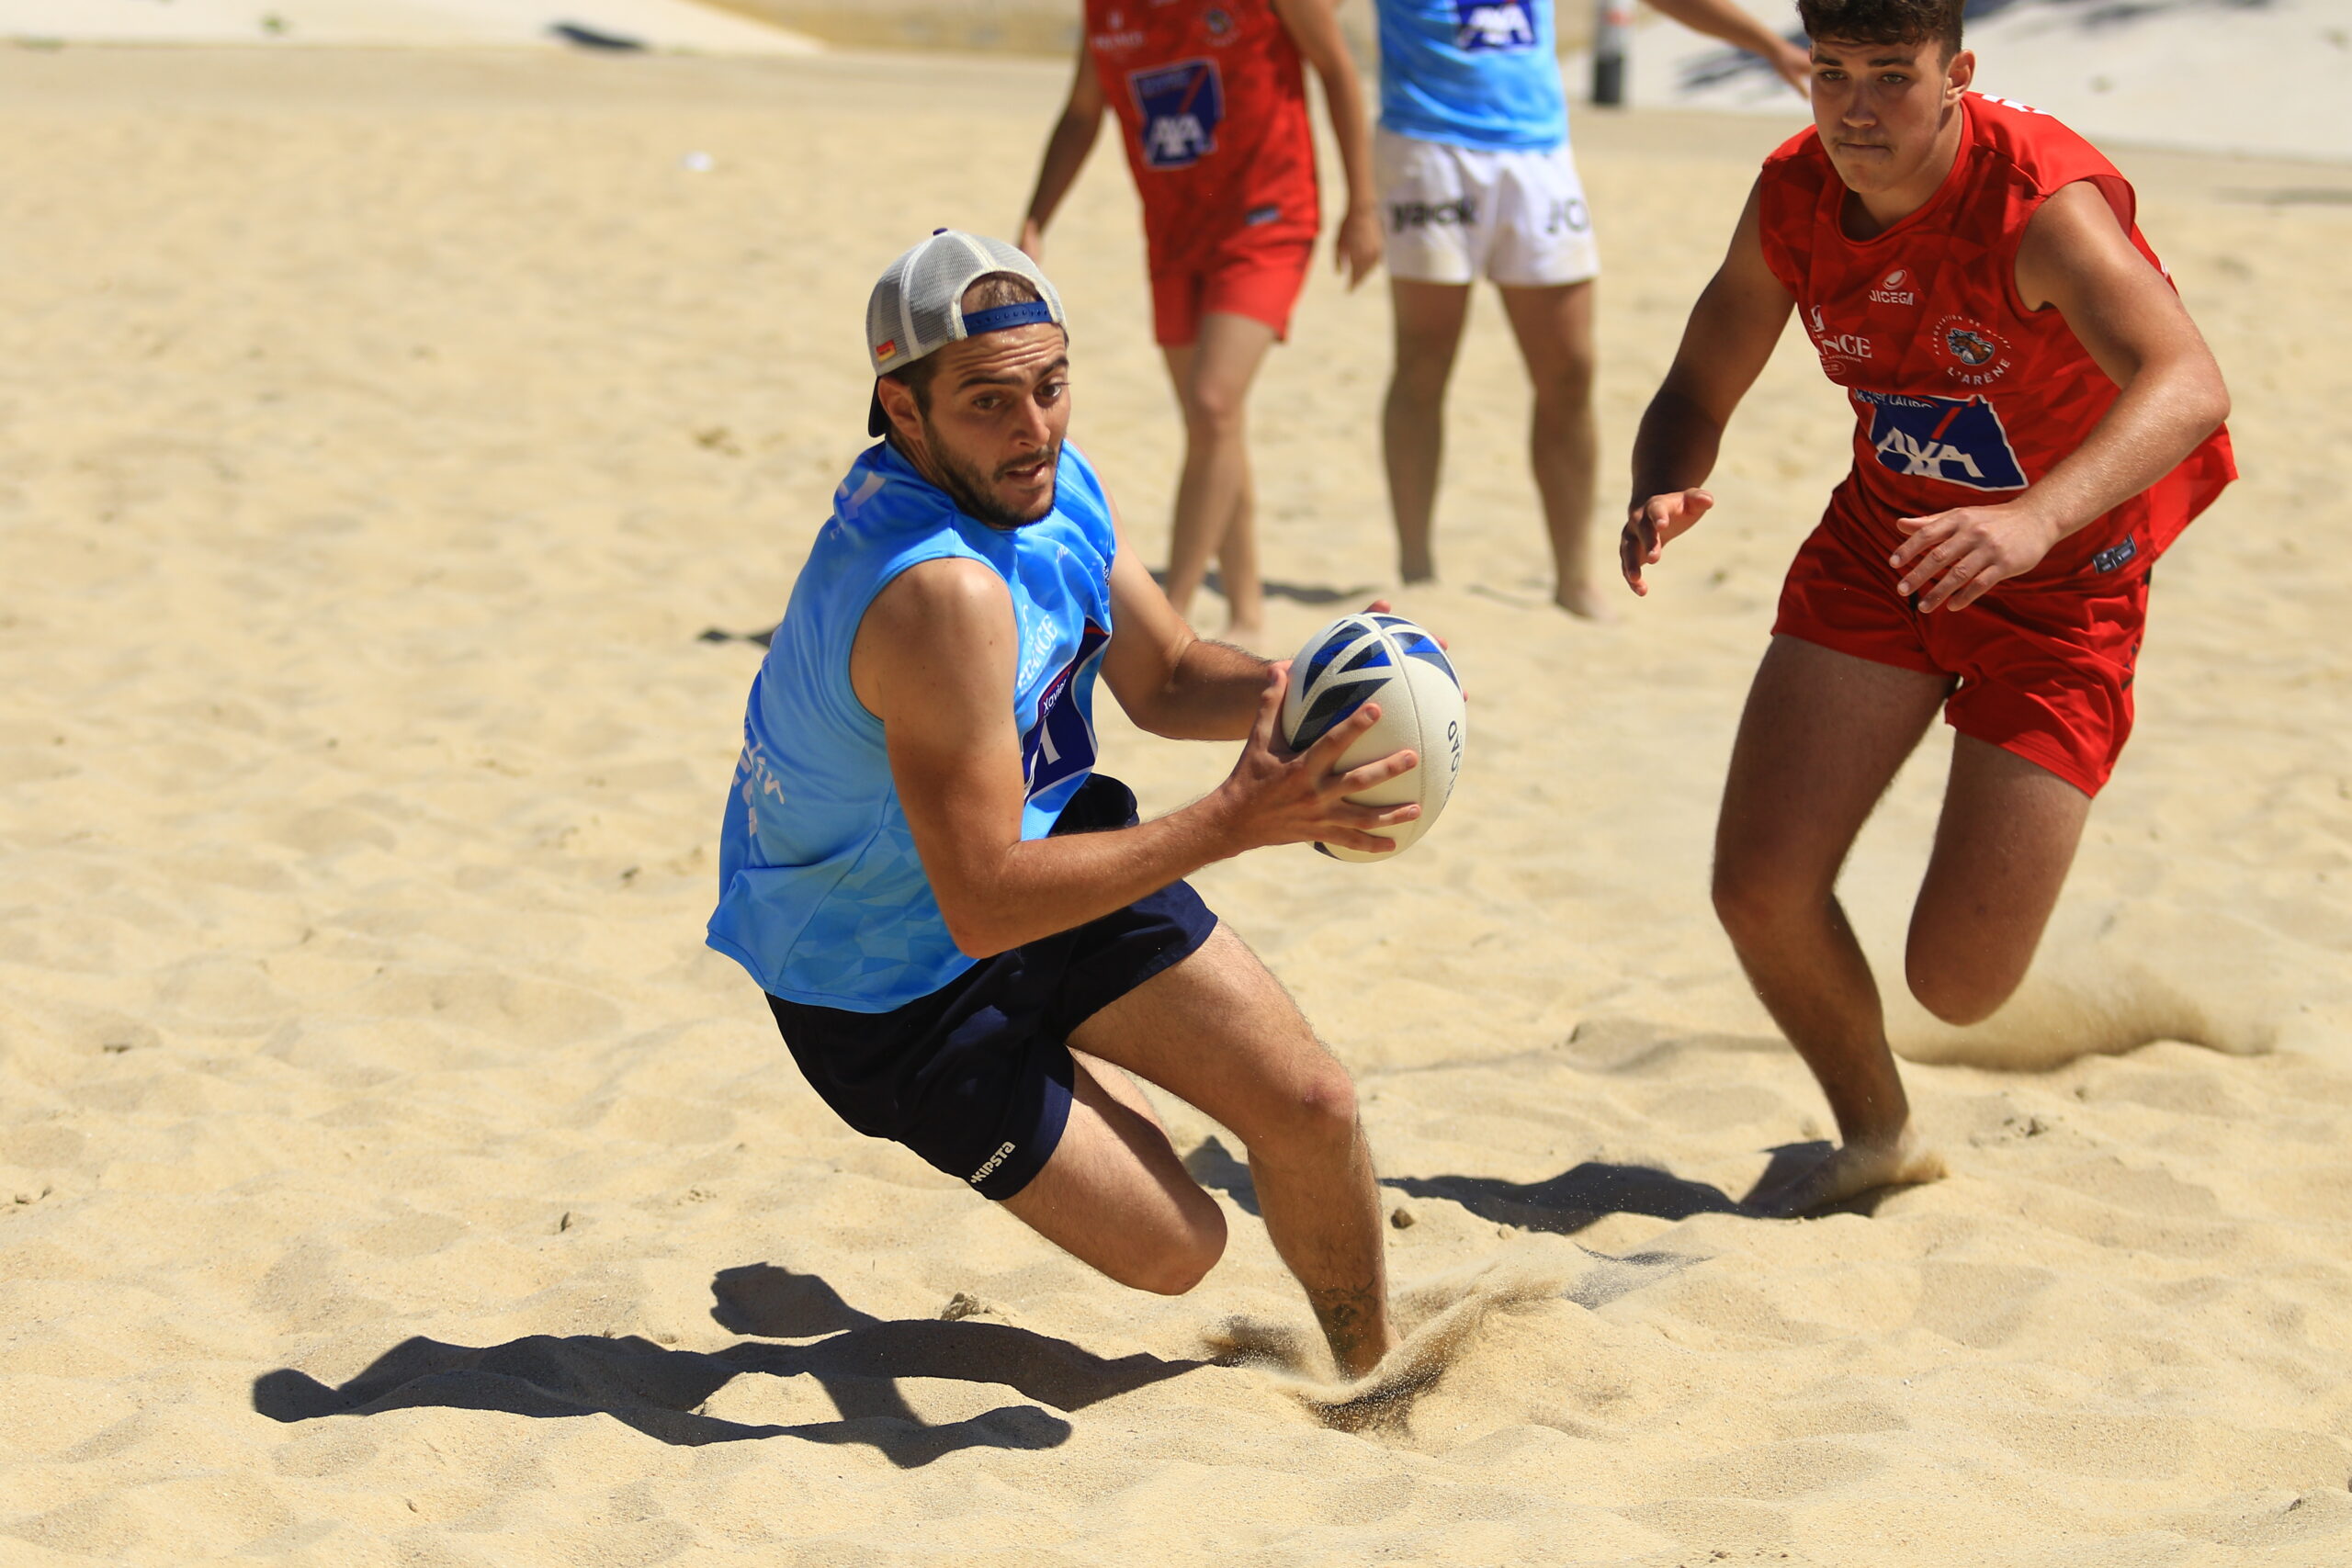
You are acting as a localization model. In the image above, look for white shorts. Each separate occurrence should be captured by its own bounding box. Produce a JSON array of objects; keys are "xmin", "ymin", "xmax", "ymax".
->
[{"xmin": 1374, "ymin": 128, "xmax": 1600, "ymax": 288}]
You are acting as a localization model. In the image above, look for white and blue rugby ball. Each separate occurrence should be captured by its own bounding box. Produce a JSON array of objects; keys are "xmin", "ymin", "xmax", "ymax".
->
[{"xmin": 1280, "ymin": 612, "xmax": 1466, "ymax": 863}]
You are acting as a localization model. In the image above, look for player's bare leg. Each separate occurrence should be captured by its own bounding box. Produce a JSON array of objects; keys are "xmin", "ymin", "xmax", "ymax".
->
[
  {"xmin": 1161, "ymin": 311, "xmax": 1278, "ymax": 643},
  {"xmin": 1711, "ymin": 636, "xmax": 1951, "ymax": 1215},
  {"xmin": 1038, "ymin": 924, "xmax": 1396, "ymax": 1376},
  {"xmin": 1000, "ymin": 1053, "xmax": 1228, "ymax": 1296},
  {"xmin": 1382, "ymin": 278, "xmax": 1474, "ymax": 584},
  {"xmin": 1498, "ymin": 279, "xmax": 1603, "ymax": 619},
  {"xmin": 1906, "ymin": 735, "xmax": 2091, "ymax": 1025},
  {"xmin": 1210, "ymin": 446, "xmax": 1262, "ymax": 646}
]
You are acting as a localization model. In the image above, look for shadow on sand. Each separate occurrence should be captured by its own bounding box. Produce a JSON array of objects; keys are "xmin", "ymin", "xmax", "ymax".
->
[
  {"xmin": 253, "ymin": 1264, "xmax": 1199, "ymax": 1466},
  {"xmin": 1153, "ymin": 568, "xmax": 1380, "ymax": 609},
  {"xmin": 1386, "ymin": 1141, "xmax": 1898, "ymax": 1234},
  {"xmin": 1191, "ymin": 1128, "xmax": 1886, "ymax": 1236},
  {"xmin": 699, "ymin": 570, "xmax": 1381, "ymax": 651},
  {"xmin": 1385, "ymin": 1161, "xmax": 1745, "ymax": 1235}
]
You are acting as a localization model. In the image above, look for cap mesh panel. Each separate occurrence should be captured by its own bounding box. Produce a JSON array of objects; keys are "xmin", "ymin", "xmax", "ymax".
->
[{"xmin": 865, "ymin": 231, "xmax": 1065, "ymax": 375}]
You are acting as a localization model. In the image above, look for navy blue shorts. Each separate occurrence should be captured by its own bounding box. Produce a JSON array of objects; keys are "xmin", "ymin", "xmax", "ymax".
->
[{"xmin": 763, "ymin": 774, "xmax": 1217, "ymax": 1201}]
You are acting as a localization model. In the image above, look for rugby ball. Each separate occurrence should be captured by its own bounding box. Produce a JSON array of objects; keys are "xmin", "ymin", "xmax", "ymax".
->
[{"xmin": 1279, "ymin": 612, "xmax": 1466, "ymax": 863}]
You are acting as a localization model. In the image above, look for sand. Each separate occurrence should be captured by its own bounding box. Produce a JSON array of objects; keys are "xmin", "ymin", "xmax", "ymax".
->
[
  {"xmin": 3, "ymin": 39, "xmax": 2351, "ymax": 1568},
  {"xmin": 0, "ymin": 0, "xmax": 817, "ymax": 52}
]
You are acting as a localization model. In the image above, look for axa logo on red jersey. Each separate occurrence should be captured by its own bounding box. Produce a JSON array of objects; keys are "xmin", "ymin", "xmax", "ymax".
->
[
  {"xmin": 1854, "ymin": 389, "xmax": 2027, "ymax": 491},
  {"xmin": 1868, "ymin": 267, "xmax": 1917, "ymax": 305},
  {"xmin": 1129, "ymin": 61, "xmax": 1224, "ymax": 168}
]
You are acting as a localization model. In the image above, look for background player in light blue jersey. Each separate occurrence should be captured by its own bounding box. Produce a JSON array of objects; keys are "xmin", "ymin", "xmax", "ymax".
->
[
  {"xmin": 707, "ymin": 231, "xmax": 1425, "ymax": 1378},
  {"xmin": 1374, "ymin": 0, "xmax": 1807, "ymax": 615}
]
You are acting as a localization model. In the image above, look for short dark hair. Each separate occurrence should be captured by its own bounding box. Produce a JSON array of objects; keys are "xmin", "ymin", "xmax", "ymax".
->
[
  {"xmin": 883, "ymin": 272, "xmax": 1046, "ymax": 417},
  {"xmin": 1796, "ymin": 0, "xmax": 1963, "ymax": 56}
]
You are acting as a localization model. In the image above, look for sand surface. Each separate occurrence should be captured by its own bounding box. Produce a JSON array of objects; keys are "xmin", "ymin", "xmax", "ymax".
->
[
  {"xmin": 3, "ymin": 43, "xmax": 2351, "ymax": 1568},
  {"xmin": 0, "ymin": 0, "xmax": 815, "ymax": 51}
]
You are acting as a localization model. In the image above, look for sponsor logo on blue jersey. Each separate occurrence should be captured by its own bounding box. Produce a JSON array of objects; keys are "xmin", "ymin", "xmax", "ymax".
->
[
  {"xmin": 1129, "ymin": 60, "xmax": 1223, "ymax": 169},
  {"xmin": 1453, "ymin": 0, "xmax": 1537, "ymax": 51},
  {"xmin": 1022, "ymin": 619, "xmax": 1110, "ymax": 799},
  {"xmin": 1855, "ymin": 389, "xmax": 2028, "ymax": 491}
]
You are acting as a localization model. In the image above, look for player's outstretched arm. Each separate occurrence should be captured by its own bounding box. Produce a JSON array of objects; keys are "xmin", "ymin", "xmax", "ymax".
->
[
  {"xmin": 855, "ymin": 558, "xmax": 1419, "ymax": 957},
  {"xmin": 1623, "ymin": 181, "xmax": 1794, "ymax": 594},
  {"xmin": 1890, "ymin": 181, "xmax": 2232, "ymax": 612},
  {"xmin": 1646, "ymin": 0, "xmax": 1813, "ymax": 94},
  {"xmin": 1271, "ymin": 0, "xmax": 1382, "ymax": 288},
  {"xmin": 1020, "ymin": 39, "xmax": 1108, "ymax": 261}
]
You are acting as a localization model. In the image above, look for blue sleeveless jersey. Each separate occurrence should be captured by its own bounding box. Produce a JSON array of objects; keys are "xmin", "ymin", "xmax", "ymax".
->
[
  {"xmin": 1377, "ymin": 0, "xmax": 1569, "ymax": 153},
  {"xmin": 707, "ymin": 439, "xmax": 1116, "ymax": 1012}
]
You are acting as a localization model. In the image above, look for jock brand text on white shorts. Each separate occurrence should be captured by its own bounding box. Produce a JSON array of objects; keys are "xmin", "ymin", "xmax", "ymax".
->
[{"xmin": 1375, "ymin": 127, "xmax": 1600, "ymax": 288}]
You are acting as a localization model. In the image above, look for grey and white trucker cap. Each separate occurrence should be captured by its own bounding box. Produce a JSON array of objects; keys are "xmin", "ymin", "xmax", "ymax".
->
[{"xmin": 865, "ymin": 228, "xmax": 1067, "ymax": 436}]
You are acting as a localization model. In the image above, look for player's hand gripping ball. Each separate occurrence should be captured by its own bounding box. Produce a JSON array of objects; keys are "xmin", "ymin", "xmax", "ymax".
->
[{"xmin": 1280, "ymin": 613, "xmax": 1466, "ymax": 863}]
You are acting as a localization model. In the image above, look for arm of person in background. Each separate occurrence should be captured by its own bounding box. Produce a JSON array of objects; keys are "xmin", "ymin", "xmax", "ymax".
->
[
  {"xmin": 1271, "ymin": 0, "xmax": 1383, "ymax": 287},
  {"xmin": 1019, "ymin": 39, "xmax": 1108, "ymax": 260},
  {"xmin": 853, "ymin": 557, "xmax": 1420, "ymax": 958},
  {"xmin": 1647, "ymin": 0, "xmax": 1813, "ymax": 94},
  {"xmin": 1096, "ymin": 502, "xmax": 1277, "ymax": 741},
  {"xmin": 1888, "ymin": 180, "xmax": 2232, "ymax": 611},
  {"xmin": 1622, "ymin": 180, "xmax": 1795, "ymax": 594},
  {"xmin": 1097, "ymin": 499, "xmax": 1440, "ymax": 739}
]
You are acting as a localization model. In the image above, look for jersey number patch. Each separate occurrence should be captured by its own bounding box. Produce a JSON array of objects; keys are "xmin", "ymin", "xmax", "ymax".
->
[
  {"xmin": 1129, "ymin": 61, "xmax": 1224, "ymax": 169},
  {"xmin": 1856, "ymin": 389, "xmax": 2029, "ymax": 491},
  {"xmin": 1454, "ymin": 1, "xmax": 1536, "ymax": 51},
  {"xmin": 1022, "ymin": 620, "xmax": 1110, "ymax": 801}
]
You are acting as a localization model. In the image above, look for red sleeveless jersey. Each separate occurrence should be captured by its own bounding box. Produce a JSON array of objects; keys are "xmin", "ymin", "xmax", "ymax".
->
[
  {"xmin": 1758, "ymin": 94, "xmax": 2233, "ymax": 579},
  {"xmin": 1086, "ymin": 0, "xmax": 1319, "ymax": 274}
]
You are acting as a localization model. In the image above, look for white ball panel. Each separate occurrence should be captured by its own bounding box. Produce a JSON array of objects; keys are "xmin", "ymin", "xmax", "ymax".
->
[{"xmin": 1278, "ymin": 612, "xmax": 1465, "ymax": 864}]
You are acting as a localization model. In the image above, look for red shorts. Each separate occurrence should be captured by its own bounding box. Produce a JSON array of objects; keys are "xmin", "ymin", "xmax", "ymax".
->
[
  {"xmin": 1149, "ymin": 235, "xmax": 1313, "ymax": 347},
  {"xmin": 1772, "ymin": 513, "xmax": 2153, "ymax": 796}
]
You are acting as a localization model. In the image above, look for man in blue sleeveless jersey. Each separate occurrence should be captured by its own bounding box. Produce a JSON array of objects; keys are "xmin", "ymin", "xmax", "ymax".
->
[
  {"xmin": 1375, "ymin": 0, "xmax": 1807, "ymax": 615},
  {"xmin": 708, "ymin": 231, "xmax": 1422, "ymax": 1376}
]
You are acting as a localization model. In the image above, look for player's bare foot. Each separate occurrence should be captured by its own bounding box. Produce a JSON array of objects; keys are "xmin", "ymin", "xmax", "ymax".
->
[
  {"xmin": 1744, "ymin": 1125, "xmax": 1945, "ymax": 1217},
  {"xmin": 1554, "ymin": 581, "xmax": 1617, "ymax": 622}
]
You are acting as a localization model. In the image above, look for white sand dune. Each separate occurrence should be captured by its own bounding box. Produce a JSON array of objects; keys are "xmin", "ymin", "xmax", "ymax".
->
[
  {"xmin": 1583, "ymin": 0, "xmax": 2352, "ymax": 161},
  {"xmin": 2, "ymin": 41, "xmax": 2350, "ymax": 1568},
  {"xmin": 0, "ymin": 0, "xmax": 817, "ymax": 51}
]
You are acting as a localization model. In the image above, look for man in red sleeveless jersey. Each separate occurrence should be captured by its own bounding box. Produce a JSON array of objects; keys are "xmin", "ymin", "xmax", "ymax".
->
[
  {"xmin": 1021, "ymin": 0, "xmax": 1380, "ymax": 644},
  {"xmin": 1620, "ymin": 0, "xmax": 2233, "ymax": 1214}
]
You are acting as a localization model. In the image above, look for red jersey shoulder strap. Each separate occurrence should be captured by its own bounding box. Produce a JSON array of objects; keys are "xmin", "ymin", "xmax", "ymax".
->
[
  {"xmin": 1960, "ymin": 94, "xmax": 2148, "ymax": 315},
  {"xmin": 1756, "ymin": 126, "xmax": 1832, "ymax": 296},
  {"xmin": 1962, "ymin": 93, "xmax": 2136, "ymax": 234}
]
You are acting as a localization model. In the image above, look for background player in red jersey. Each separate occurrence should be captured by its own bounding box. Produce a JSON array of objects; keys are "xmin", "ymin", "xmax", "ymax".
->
[
  {"xmin": 1021, "ymin": 0, "xmax": 1380, "ymax": 644},
  {"xmin": 1620, "ymin": 0, "xmax": 2233, "ymax": 1214}
]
